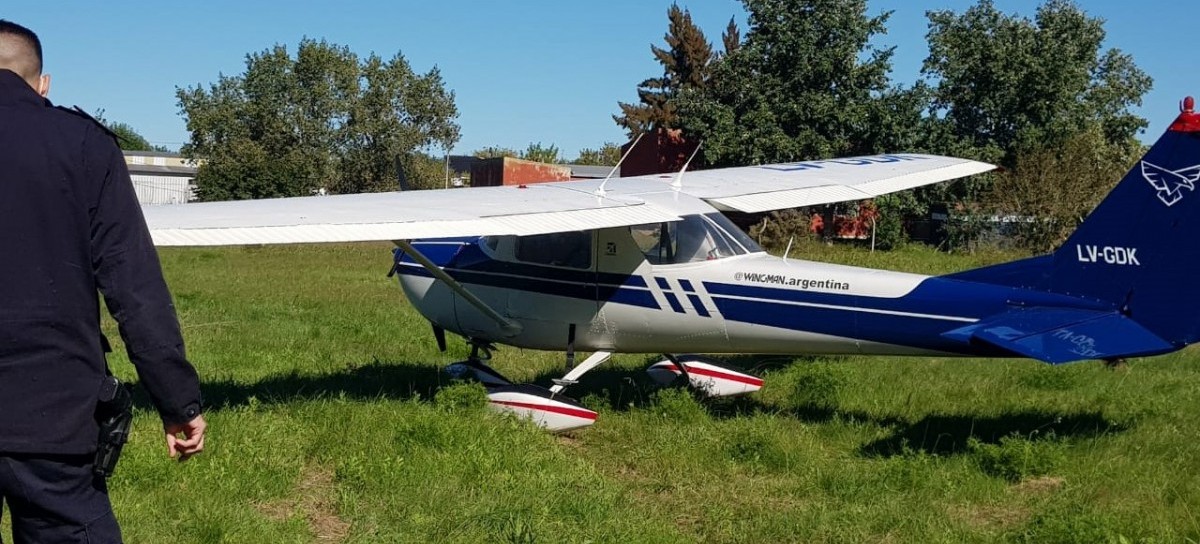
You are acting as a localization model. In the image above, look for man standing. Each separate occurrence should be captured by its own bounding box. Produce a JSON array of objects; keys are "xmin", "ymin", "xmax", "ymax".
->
[{"xmin": 0, "ymin": 20, "xmax": 206, "ymax": 542}]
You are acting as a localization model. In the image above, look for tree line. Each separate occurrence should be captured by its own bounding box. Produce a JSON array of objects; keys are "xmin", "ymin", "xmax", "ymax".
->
[
  {"xmin": 617, "ymin": 0, "xmax": 1150, "ymax": 251},
  {"xmin": 171, "ymin": 0, "xmax": 1150, "ymax": 252}
]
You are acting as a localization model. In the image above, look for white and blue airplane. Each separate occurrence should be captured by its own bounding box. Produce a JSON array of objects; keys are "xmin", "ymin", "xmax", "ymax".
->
[{"xmin": 145, "ymin": 99, "xmax": 1200, "ymax": 431}]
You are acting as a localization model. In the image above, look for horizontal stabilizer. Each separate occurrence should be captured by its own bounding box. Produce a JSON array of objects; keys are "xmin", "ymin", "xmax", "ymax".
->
[{"xmin": 942, "ymin": 307, "xmax": 1174, "ymax": 364}]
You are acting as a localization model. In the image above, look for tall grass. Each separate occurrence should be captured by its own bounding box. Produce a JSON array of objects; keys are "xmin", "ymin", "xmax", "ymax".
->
[{"xmin": 37, "ymin": 242, "xmax": 1196, "ymax": 543}]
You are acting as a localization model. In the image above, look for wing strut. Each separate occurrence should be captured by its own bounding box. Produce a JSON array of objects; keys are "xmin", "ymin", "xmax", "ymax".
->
[{"xmin": 394, "ymin": 240, "xmax": 523, "ymax": 337}]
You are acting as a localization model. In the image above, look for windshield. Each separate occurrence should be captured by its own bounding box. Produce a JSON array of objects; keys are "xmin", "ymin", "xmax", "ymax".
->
[{"xmin": 631, "ymin": 213, "xmax": 762, "ymax": 265}]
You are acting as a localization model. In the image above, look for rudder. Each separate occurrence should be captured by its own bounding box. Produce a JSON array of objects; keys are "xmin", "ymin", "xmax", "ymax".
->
[{"xmin": 1048, "ymin": 97, "xmax": 1200, "ymax": 347}]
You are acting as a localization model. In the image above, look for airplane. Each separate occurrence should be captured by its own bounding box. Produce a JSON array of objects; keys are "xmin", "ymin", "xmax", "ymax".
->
[{"xmin": 144, "ymin": 98, "xmax": 1200, "ymax": 432}]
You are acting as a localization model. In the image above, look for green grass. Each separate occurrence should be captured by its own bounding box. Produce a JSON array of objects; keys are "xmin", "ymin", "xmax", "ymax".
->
[{"xmin": 39, "ymin": 242, "xmax": 1200, "ymax": 543}]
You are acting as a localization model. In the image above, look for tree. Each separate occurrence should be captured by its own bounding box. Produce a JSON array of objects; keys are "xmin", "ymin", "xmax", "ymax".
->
[
  {"xmin": 108, "ymin": 122, "xmax": 158, "ymax": 151},
  {"xmin": 92, "ymin": 109, "xmax": 166, "ymax": 152},
  {"xmin": 473, "ymin": 143, "xmax": 562, "ymax": 164},
  {"xmin": 985, "ymin": 127, "xmax": 1142, "ymax": 252},
  {"xmin": 473, "ymin": 146, "xmax": 520, "ymax": 159},
  {"xmin": 923, "ymin": 0, "xmax": 1152, "ymax": 166},
  {"xmin": 614, "ymin": 4, "xmax": 718, "ymax": 136},
  {"xmin": 177, "ymin": 39, "xmax": 459, "ymax": 201},
  {"xmin": 677, "ymin": 0, "xmax": 922, "ymax": 167},
  {"xmin": 573, "ymin": 143, "xmax": 623, "ymax": 166},
  {"xmin": 521, "ymin": 142, "xmax": 560, "ymax": 164}
]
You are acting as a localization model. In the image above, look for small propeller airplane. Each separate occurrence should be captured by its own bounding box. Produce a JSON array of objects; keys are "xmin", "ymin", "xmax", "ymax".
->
[{"xmin": 145, "ymin": 98, "xmax": 1200, "ymax": 431}]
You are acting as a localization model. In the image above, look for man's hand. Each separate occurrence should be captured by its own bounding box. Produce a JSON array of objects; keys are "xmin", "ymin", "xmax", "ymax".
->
[{"xmin": 165, "ymin": 414, "xmax": 206, "ymax": 461}]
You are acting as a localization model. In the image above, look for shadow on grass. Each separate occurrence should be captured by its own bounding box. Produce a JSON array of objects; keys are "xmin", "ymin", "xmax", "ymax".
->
[
  {"xmin": 129, "ymin": 358, "xmax": 451, "ymax": 413},
  {"xmin": 127, "ymin": 355, "xmax": 1131, "ymax": 459},
  {"xmin": 858, "ymin": 411, "xmax": 1129, "ymax": 457}
]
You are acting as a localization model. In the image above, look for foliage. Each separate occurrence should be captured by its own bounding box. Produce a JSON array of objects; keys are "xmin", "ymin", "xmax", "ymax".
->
[
  {"xmin": 572, "ymin": 142, "xmax": 622, "ymax": 166},
  {"xmin": 177, "ymin": 38, "xmax": 459, "ymax": 201},
  {"xmin": 472, "ymin": 146, "xmax": 520, "ymax": 159},
  {"xmin": 92, "ymin": 109, "xmax": 167, "ymax": 152},
  {"xmin": 398, "ymin": 152, "xmax": 452, "ymax": 191},
  {"xmin": 983, "ymin": 127, "xmax": 1143, "ymax": 252},
  {"xmin": 872, "ymin": 193, "xmax": 918, "ymax": 250},
  {"xmin": 614, "ymin": 4, "xmax": 722, "ymax": 136},
  {"xmin": 109, "ymin": 122, "xmax": 162, "ymax": 152},
  {"xmin": 748, "ymin": 208, "xmax": 816, "ymax": 252},
  {"xmin": 520, "ymin": 142, "xmax": 560, "ymax": 164},
  {"xmin": 678, "ymin": 0, "xmax": 924, "ymax": 167},
  {"xmin": 923, "ymin": 0, "xmax": 1152, "ymax": 168}
]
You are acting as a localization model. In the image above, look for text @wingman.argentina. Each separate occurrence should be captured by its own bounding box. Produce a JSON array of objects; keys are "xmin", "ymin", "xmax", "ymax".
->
[{"xmin": 734, "ymin": 272, "xmax": 850, "ymax": 291}]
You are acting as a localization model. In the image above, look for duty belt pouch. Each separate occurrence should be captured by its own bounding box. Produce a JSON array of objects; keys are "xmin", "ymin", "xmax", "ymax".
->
[{"xmin": 94, "ymin": 375, "xmax": 133, "ymax": 477}]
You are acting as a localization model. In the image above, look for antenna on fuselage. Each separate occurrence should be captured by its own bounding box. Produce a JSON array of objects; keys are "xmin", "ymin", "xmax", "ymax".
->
[
  {"xmin": 594, "ymin": 132, "xmax": 644, "ymax": 198},
  {"xmin": 670, "ymin": 140, "xmax": 703, "ymax": 191}
]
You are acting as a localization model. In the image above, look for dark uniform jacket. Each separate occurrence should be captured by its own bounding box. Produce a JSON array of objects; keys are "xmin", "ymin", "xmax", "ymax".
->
[{"xmin": 0, "ymin": 69, "xmax": 201, "ymax": 455}]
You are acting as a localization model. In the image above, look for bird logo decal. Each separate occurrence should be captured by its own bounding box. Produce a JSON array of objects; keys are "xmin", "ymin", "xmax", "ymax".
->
[{"xmin": 1143, "ymin": 161, "xmax": 1200, "ymax": 207}]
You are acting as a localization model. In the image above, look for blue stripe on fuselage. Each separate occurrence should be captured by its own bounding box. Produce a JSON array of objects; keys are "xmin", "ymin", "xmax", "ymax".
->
[{"xmin": 703, "ymin": 278, "xmax": 1113, "ymax": 353}]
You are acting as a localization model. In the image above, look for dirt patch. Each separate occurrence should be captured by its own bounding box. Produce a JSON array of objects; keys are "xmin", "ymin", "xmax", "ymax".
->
[
  {"xmin": 255, "ymin": 465, "xmax": 351, "ymax": 542},
  {"xmin": 1013, "ymin": 476, "xmax": 1065, "ymax": 495},
  {"xmin": 949, "ymin": 503, "xmax": 1030, "ymax": 530}
]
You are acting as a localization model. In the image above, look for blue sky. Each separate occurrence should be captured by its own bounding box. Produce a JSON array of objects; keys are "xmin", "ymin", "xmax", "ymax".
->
[{"xmin": 3, "ymin": 1, "xmax": 1188, "ymax": 157}]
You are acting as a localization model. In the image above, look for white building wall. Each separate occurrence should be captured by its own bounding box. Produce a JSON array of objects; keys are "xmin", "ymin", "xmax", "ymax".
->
[{"xmin": 130, "ymin": 174, "xmax": 194, "ymax": 205}]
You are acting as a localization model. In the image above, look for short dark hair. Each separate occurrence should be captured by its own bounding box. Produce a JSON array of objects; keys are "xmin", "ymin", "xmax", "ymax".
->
[{"xmin": 0, "ymin": 20, "xmax": 43, "ymax": 75}]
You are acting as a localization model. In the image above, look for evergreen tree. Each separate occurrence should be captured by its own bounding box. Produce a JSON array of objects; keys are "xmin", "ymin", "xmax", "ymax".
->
[{"xmin": 614, "ymin": 4, "xmax": 715, "ymax": 136}]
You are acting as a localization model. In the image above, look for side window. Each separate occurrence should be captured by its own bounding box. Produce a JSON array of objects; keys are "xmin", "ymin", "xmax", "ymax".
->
[
  {"xmin": 515, "ymin": 231, "xmax": 592, "ymax": 269},
  {"xmin": 631, "ymin": 223, "xmax": 674, "ymax": 264}
]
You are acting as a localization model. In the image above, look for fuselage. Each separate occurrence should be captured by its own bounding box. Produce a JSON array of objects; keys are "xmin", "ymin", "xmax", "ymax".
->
[{"xmin": 393, "ymin": 215, "xmax": 1110, "ymax": 358}]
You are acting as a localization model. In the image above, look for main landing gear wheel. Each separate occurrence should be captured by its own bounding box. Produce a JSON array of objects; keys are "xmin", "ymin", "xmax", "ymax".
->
[
  {"xmin": 646, "ymin": 354, "xmax": 764, "ymax": 397},
  {"xmin": 444, "ymin": 340, "xmax": 599, "ymax": 432}
]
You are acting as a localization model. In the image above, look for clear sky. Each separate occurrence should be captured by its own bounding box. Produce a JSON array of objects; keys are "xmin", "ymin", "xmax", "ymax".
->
[{"xmin": 2, "ymin": 1, "xmax": 1189, "ymax": 158}]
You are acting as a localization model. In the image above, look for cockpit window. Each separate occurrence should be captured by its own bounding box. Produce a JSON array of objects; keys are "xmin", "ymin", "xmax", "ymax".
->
[
  {"xmin": 514, "ymin": 231, "xmax": 592, "ymax": 269},
  {"xmin": 631, "ymin": 213, "xmax": 762, "ymax": 265},
  {"xmin": 703, "ymin": 212, "xmax": 763, "ymax": 254}
]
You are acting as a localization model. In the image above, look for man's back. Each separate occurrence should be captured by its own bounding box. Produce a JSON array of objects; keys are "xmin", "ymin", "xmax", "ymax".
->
[
  {"xmin": 0, "ymin": 68, "xmax": 201, "ymax": 453},
  {"xmin": 0, "ymin": 20, "xmax": 205, "ymax": 543},
  {"xmin": 0, "ymin": 69, "xmax": 121, "ymax": 453}
]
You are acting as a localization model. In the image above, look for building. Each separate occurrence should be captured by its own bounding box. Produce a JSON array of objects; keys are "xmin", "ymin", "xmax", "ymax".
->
[
  {"xmin": 124, "ymin": 150, "xmax": 197, "ymax": 205},
  {"xmin": 619, "ymin": 127, "xmax": 699, "ymax": 177},
  {"xmin": 462, "ymin": 156, "xmax": 619, "ymax": 187}
]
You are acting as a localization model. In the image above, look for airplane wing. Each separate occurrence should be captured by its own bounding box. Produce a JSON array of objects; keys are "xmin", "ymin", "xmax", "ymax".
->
[
  {"xmin": 941, "ymin": 307, "xmax": 1173, "ymax": 364},
  {"xmin": 634, "ymin": 153, "xmax": 994, "ymax": 213},
  {"xmin": 145, "ymin": 184, "xmax": 680, "ymax": 246},
  {"xmin": 144, "ymin": 153, "xmax": 993, "ymax": 246}
]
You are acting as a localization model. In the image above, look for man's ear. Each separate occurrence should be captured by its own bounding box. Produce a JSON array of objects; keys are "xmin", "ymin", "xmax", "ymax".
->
[{"xmin": 36, "ymin": 73, "xmax": 50, "ymax": 97}]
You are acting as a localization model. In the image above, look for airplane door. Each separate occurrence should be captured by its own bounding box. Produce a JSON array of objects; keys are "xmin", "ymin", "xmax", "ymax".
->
[
  {"xmin": 481, "ymin": 231, "xmax": 599, "ymax": 350},
  {"xmin": 593, "ymin": 223, "xmax": 730, "ymax": 352}
]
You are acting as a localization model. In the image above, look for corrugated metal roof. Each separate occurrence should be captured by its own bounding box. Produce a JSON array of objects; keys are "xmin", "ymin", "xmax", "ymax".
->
[{"xmin": 128, "ymin": 164, "xmax": 195, "ymax": 176}]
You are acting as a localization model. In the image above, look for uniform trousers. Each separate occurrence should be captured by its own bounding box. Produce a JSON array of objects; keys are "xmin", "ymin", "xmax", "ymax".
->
[{"xmin": 0, "ymin": 453, "xmax": 120, "ymax": 543}]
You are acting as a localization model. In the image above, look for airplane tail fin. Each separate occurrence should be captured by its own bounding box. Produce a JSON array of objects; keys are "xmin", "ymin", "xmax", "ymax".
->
[
  {"xmin": 1046, "ymin": 98, "xmax": 1200, "ymax": 346},
  {"xmin": 958, "ymin": 98, "xmax": 1200, "ymax": 351}
]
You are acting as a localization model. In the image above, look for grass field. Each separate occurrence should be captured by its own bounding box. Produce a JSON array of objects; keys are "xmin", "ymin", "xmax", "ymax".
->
[{"xmin": 59, "ymin": 241, "xmax": 1200, "ymax": 542}]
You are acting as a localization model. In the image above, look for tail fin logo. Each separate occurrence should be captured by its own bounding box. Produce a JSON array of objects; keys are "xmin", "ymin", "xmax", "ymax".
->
[{"xmin": 1142, "ymin": 161, "xmax": 1200, "ymax": 206}]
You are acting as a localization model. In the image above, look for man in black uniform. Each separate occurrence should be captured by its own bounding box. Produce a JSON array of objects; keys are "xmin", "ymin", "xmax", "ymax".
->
[{"xmin": 0, "ymin": 20, "xmax": 206, "ymax": 542}]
